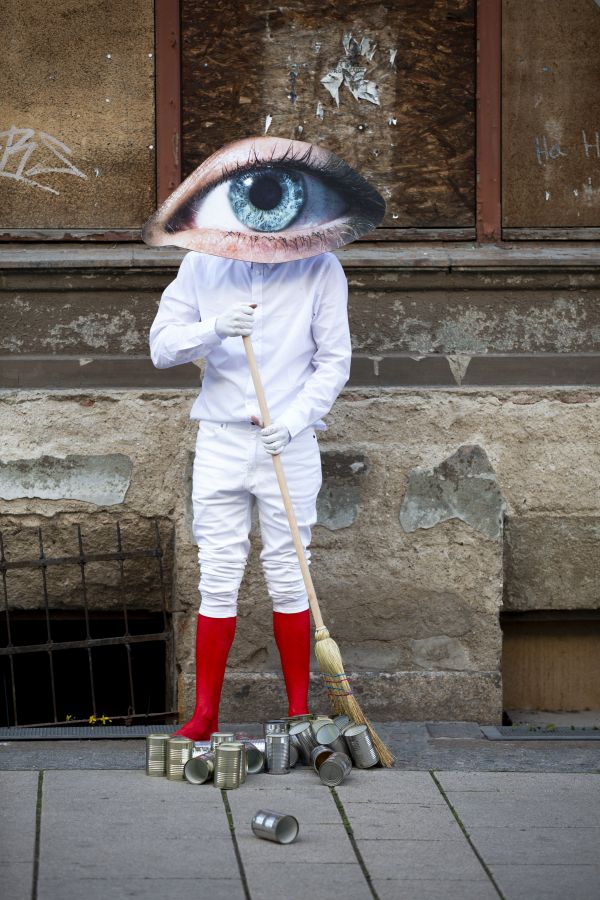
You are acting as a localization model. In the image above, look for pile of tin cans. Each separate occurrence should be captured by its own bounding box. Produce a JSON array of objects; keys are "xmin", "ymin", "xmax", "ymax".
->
[{"xmin": 145, "ymin": 712, "xmax": 380, "ymax": 789}]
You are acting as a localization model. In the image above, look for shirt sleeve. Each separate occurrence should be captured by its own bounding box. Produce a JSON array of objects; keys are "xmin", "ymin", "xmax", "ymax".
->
[
  {"xmin": 279, "ymin": 254, "xmax": 352, "ymax": 439},
  {"xmin": 148, "ymin": 252, "xmax": 223, "ymax": 369}
]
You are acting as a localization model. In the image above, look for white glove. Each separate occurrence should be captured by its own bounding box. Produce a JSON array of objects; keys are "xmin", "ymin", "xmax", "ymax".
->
[
  {"xmin": 260, "ymin": 422, "xmax": 291, "ymax": 455},
  {"xmin": 215, "ymin": 304, "xmax": 255, "ymax": 338}
]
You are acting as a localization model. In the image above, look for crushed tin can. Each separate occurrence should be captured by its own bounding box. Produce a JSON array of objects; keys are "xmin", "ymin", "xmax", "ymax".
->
[
  {"xmin": 184, "ymin": 751, "xmax": 215, "ymax": 784},
  {"xmin": 251, "ymin": 809, "xmax": 299, "ymax": 844},
  {"xmin": 314, "ymin": 723, "xmax": 349, "ymax": 756},
  {"xmin": 342, "ymin": 724, "xmax": 380, "ymax": 768},
  {"xmin": 265, "ymin": 733, "xmax": 290, "ymax": 774},
  {"xmin": 210, "ymin": 732, "xmax": 235, "ymax": 751},
  {"xmin": 310, "ymin": 744, "xmax": 334, "ymax": 773},
  {"xmin": 214, "ymin": 743, "xmax": 242, "ymax": 790},
  {"xmin": 145, "ymin": 733, "xmax": 170, "ymax": 776},
  {"xmin": 289, "ymin": 721, "xmax": 318, "ymax": 764},
  {"xmin": 166, "ymin": 736, "xmax": 194, "ymax": 781},
  {"xmin": 318, "ymin": 751, "xmax": 353, "ymax": 786}
]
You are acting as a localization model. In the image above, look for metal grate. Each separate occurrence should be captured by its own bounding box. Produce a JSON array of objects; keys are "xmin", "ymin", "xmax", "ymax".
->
[
  {"xmin": 482, "ymin": 725, "xmax": 600, "ymax": 741},
  {"xmin": 0, "ymin": 519, "xmax": 177, "ymax": 728},
  {"xmin": 0, "ymin": 724, "xmax": 179, "ymax": 740}
]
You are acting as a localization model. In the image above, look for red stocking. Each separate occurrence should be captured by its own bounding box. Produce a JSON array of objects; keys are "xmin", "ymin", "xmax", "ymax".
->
[
  {"xmin": 273, "ymin": 609, "xmax": 310, "ymax": 716},
  {"xmin": 172, "ymin": 613, "xmax": 236, "ymax": 741}
]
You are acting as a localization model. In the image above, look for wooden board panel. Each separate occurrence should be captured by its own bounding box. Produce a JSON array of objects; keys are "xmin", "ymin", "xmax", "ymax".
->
[
  {"xmin": 502, "ymin": 619, "xmax": 600, "ymax": 710},
  {"xmin": 181, "ymin": 0, "xmax": 475, "ymax": 228},
  {"xmin": 0, "ymin": 0, "xmax": 156, "ymax": 229},
  {"xmin": 502, "ymin": 0, "xmax": 600, "ymax": 227}
]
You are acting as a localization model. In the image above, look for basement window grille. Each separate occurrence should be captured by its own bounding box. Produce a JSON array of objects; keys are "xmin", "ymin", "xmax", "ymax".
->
[{"xmin": 0, "ymin": 519, "xmax": 176, "ymax": 728}]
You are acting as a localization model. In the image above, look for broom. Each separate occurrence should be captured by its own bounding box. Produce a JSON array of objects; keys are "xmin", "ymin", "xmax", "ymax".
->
[{"xmin": 242, "ymin": 335, "xmax": 395, "ymax": 767}]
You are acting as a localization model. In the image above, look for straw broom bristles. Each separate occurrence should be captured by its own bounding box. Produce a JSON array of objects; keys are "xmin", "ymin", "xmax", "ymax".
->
[{"xmin": 315, "ymin": 627, "xmax": 395, "ymax": 768}]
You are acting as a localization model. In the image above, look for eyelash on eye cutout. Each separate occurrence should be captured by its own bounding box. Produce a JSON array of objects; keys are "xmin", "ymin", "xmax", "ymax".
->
[{"xmin": 163, "ymin": 143, "xmax": 383, "ymax": 237}]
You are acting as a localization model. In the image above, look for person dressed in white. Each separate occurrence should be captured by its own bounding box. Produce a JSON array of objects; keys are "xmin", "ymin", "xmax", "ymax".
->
[{"xmin": 149, "ymin": 250, "xmax": 351, "ymax": 739}]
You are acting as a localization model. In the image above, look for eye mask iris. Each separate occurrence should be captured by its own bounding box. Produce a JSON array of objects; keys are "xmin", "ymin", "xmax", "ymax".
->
[{"xmin": 228, "ymin": 167, "xmax": 306, "ymax": 232}]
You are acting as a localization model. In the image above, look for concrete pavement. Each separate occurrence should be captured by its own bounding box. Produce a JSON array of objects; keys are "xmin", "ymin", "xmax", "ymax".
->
[{"xmin": 2, "ymin": 724, "xmax": 599, "ymax": 900}]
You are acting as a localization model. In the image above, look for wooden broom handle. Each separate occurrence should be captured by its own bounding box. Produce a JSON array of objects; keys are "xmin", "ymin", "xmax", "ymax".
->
[{"xmin": 243, "ymin": 335, "xmax": 326, "ymax": 632}]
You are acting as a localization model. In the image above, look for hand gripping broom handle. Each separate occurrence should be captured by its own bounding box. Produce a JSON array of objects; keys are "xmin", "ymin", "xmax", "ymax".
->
[{"xmin": 242, "ymin": 335, "xmax": 326, "ymax": 633}]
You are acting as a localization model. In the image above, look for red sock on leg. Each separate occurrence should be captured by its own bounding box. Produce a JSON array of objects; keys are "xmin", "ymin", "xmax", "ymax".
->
[
  {"xmin": 273, "ymin": 609, "xmax": 310, "ymax": 717},
  {"xmin": 172, "ymin": 612, "xmax": 236, "ymax": 741}
]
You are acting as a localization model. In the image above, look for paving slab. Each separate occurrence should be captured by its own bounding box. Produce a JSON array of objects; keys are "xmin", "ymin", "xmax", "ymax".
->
[
  {"xmin": 0, "ymin": 771, "xmax": 38, "ymax": 900},
  {"xmin": 226, "ymin": 770, "xmax": 366, "ymax": 898},
  {"xmin": 38, "ymin": 771, "xmax": 242, "ymax": 896},
  {"xmin": 460, "ymin": 824, "xmax": 600, "ymax": 865},
  {"xmin": 489, "ymin": 864, "xmax": 600, "ymax": 900},
  {"xmin": 335, "ymin": 769, "xmax": 446, "ymax": 805},
  {"xmin": 242, "ymin": 860, "xmax": 370, "ymax": 900},
  {"xmin": 38, "ymin": 875, "xmax": 247, "ymax": 900},
  {"xmin": 355, "ymin": 836, "xmax": 491, "ymax": 883},
  {"xmin": 372, "ymin": 877, "xmax": 500, "ymax": 900}
]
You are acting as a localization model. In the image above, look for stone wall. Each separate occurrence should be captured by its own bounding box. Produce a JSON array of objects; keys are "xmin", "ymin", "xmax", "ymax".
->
[{"xmin": 2, "ymin": 382, "xmax": 598, "ymax": 722}]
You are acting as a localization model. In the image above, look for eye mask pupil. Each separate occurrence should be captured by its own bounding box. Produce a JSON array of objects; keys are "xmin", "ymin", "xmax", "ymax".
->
[
  {"xmin": 228, "ymin": 166, "xmax": 306, "ymax": 233},
  {"xmin": 248, "ymin": 175, "xmax": 282, "ymax": 211}
]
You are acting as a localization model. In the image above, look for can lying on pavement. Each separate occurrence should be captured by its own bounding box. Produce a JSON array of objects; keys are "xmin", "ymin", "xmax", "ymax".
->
[
  {"xmin": 318, "ymin": 752, "xmax": 353, "ymax": 786},
  {"xmin": 184, "ymin": 751, "xmax": 215, "ymax": 784},
  {"xmin": 342, "ymin": 724, "xmax": 380, "ymax": 768},
  {"xmin": 210, "ymin": 732, "xmax": 235, "ymax": 751},
  {"xmin": 243, "ymin": 742, "xmax": 265, "ymax": 774},
  {"xmin": 314, "ymin": 723, "xmax": 349, "ymax": 756},
  {"xmin": 333, "ymin": 714, "xmax": 351, "ymax": 731},
  {"xmin": 146, "ymin": 734, "xmax": 170, "ymax": 776},
  {"xmin": 310, "ymin": 717, "xmax": 334, "ymax": 739},
  {"xmin": 251, "ymin": 809, "xmax": 299, "ymax": 844},
  {"xmin": 214, "ymin": 743, "xmax": 242, "ymax": 790},
  {"xmin": 265, "ymin": 733, "xmax": 290, "ymax": 774},
  {"xmin": 289, "ymin": 721, "xmax": 318, "ymax": 764},
  {"xmin": 166, "ymin": 736, "xmax": 194, "ymax": 781},
  {"xmin": 310, "ymin": 744, "xmax": 334, "ymax": 773}
]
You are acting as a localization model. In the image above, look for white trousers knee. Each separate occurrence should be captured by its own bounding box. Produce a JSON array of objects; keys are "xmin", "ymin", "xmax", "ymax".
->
[{"xmin": 191, "ymin": 420, "xmax": 322, "ymax": 618}]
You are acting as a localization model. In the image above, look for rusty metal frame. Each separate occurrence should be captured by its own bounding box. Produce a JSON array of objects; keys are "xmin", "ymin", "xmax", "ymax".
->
[
  {"xmin": 0, "ymin": 519, "xmax": 177, "ymax": 728},
  {"xmin": 476, "ymin": 0, "xmax": 502, "ymax": 242}
]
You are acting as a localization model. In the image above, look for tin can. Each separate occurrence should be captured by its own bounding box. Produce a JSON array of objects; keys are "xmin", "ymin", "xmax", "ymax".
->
[
  {"xmin": 184, "ymin": 751, "xmax": 215, "ymax": 784},
  {"xmin": 310, "ymin": 716, "xmax": 334, "ymax": 739},
  {"xmin": 319, "ymin": 752, "xmax": 353, "ymax": 786},
  {"xmin": 289, "ymin": 721, "xmax": 318, "ymax": 764},
  {"xmin": 228, "ymin": 741, "xmax": 248, "ymax": 783},
  {"xmin": 166, "ymin": 736, "xmax": 194, "ymax": 781},
  {"xmin": 314, "ymin": 723, "xmax": 349, "ymax": 756},
  {"xmin": 265, "ymin": 733, "xmax": 290, "ymax": 774},
  {"xmin": 342, "ymin": 724, "xmax": 380, "ymax": 768},
  {"xmin": 310, "ymin": 744, "xmax": 334, "ymax": 773},
  {"xmin": 263, "ymin": 719, "xmax": 288, "ymax": 738},
  {"xmin": 333, "ymin": 714, "xmax": 351, "ymax": 731},
  {"xmin": 214, "ymin": 743, "xmax": 242, "ymax": 790},
  {"xmin": 288, "ymin": 742, "xmax": 299, "ymax": 768},
  {"xmin": 243, "ymin": 741, "xmax": 265, "ymax": 774},
  {"xmin": 285, "ymin": 713, "xmax": 314, "ymax": 725},
  {"xmin": 192, "ymin": 741, "xmax": 212, "ymax": 755},
  {"xmin": 251, "ymin": 809, "xmax": 299, "ymax": 844},
  {"xmin": 210, "ymin": 732, "xmax": 235, "ymax": 751},
  {"xmin": 145, "ymin": 733, "xmax": 170, "ymax": 776}
]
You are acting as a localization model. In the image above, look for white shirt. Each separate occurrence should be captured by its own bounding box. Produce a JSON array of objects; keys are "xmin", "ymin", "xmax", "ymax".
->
[{"xmin": 148, "ymin": 251, "xmax": 351, "ymax": 438}]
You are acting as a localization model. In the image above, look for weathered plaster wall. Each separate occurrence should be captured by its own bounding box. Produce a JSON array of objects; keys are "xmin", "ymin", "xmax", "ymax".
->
[{"xmin": 2, "ymin": 387, "xmax": 598, "ymax": 721}]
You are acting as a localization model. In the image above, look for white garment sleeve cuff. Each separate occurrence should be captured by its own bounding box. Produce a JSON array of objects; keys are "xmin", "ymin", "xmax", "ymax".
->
[
  {"xmin": 278, "ymin": 410, "xmax": 308, "ymax": 440},
  {"xmin": 191, "ymin": 316, "xmax": 223, "ymax": 348}
]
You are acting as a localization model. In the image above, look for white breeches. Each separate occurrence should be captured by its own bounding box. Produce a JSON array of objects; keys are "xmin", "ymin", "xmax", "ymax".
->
[{"xmin": 192, "ymin": 421, "xmax": 322, "ymax": 618}]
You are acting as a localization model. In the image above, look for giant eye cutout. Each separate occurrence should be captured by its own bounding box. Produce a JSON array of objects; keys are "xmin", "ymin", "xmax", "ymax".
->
[{"xmin": 142, "ymin": 136, "xmax": 385, "ymax": 263}]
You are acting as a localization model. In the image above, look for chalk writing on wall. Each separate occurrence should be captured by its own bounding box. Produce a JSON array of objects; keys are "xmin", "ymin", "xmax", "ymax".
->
[{"xmin": 0, "ymin": 126, "xmax": 87, "ymax": 195}]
